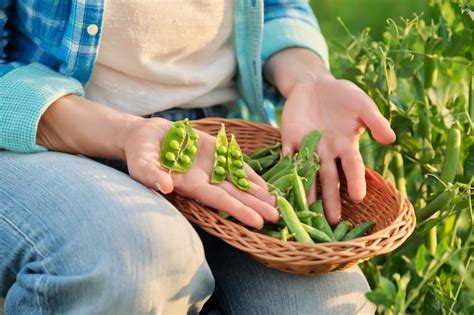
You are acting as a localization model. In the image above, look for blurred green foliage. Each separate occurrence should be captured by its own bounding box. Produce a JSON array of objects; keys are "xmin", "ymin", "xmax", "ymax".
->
[{"xmin": 312, "ymin": 0, "xmax": 436, "ymax": 42}]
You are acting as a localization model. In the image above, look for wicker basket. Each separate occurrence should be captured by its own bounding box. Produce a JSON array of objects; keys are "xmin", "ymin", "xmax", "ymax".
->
[{"xmin": 168, "ymin": 118, "xmax": 416, "ymax": 275}]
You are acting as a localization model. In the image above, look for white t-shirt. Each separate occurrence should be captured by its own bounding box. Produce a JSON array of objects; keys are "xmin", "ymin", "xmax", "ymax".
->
[{"xmin": 85, "ymin": 0, "xmax": 239, "ymax": 116}]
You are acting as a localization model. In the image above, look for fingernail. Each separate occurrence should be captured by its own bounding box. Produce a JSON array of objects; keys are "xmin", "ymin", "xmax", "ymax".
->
[{"xmin": 155, "ymin": 183, "xmax": 163, "ymax": 193}]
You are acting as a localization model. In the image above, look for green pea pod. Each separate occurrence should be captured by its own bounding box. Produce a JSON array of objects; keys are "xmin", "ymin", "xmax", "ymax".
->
[
  {"xmin": 228, "ymin": 135, "xmax": 251, "ymax": 191},
  {"xmin": 416, "ymin": 187, "xmax": 458, "ymax": 222},
  {"xmin": 276, "ymin": 193, "xmax": 314, "ymax": 244},
  {"xmin": 258, "ymin": 229, "xmax": 282, "ymax": 239},
  {"xmin": 333, "ymin": 220, "xmax": 351, "ymax": 241},
  {"xmin": 262, "ymin": 155, "xmax": 292, "ymax": 181},
  {"xmin": 160, "ymin": 119, "xmax": 198, "ymax": 172},
  {"xmin": 297, "ymin": 130, "xmax": 322, "ymax": 163},
  {"xmin": 301, "ymin": 224, "xmax": 333, "ymax": 243},
  {"xmin": 249, "ymin": 143, "xmax": 281, "ymax": 159},
  {"xmin": 292, "ymin": 167, "xmax": 310, "ymax": 213},
  {"xmin": 243, "ymin": 154, "xmax": 251, "ymax": 163},
  {"xmin": 342, "ymin": 221, "xmax": 375, "ymax": 241},
  {"xmin": 286, "ymin": 190, "xmax": 295, "ymax": 207},
  {"xmin": 211, "ymin": 124, "xmax": 229, "ymax": 183},
  {"xmin": 171, "ymin": 124, "xmax": 199, "ymax": 172},
  {"xmin": 270, "ymin": 173, "xmax": 294, "ymax": 194},
  {"xmin": 296, "ymin": 211, "xmax": 320, "ymax": 220},
  {"xmin": 267, "ymin": 164, "xmax": 293, "ymax": 184},
  {"xmin": 247, "ymin": 159, "xmax": 263, "ymax": 173},
  {"xmin": 440, "ymin": 125, "xmax": 461, "ymax": 185},
  {"xmin": 302, "ymin": 162, "xmax": 319, "ymax": 194},
  {"xmin": 256, "ymin": 153, "xmax": 281, "ymax": 172},
  {"xmin": 309, "ymin": 201, "xmax": 335, "ymax": 240},
  {"xmin": 391, "ymin": 151, "xmax": 407, "ymax": 198},
  {"xmin": 248, "ymin": 153, "xmax": 280, "ymax": 174},
  {"xmin": 424, "ymin": 56, "xmax": 438, "ymax": 89},
  {"xmin": 217, "ymin": 211, "xmax": 230, "ymax": 219}
]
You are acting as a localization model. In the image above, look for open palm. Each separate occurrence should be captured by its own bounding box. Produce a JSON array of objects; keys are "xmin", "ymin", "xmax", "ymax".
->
[
  {"xmin": 123, "ymin": 118, "xmax": 278, "ymax": 229},
  {"xmin": 281, "ymin": 79, "xmax": 396, "ymax": 225}
]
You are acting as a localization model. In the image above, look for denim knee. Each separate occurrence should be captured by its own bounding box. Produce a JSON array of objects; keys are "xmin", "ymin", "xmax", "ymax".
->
[
  {"xmin": 77, "ymin": 208, "xmax": 215, "ymax": 315},
  {"xmin": 0, "ymin": 151, "xmax": 214, "ymax": 314}
]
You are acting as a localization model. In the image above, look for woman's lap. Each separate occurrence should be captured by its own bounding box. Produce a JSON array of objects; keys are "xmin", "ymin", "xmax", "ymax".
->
[
  {"xmin": 0, "ymin": 150, "xmax": 374, "ymax": 314},
  {"xmin": 0, "ymin": 151, "xmax": 213, "ymax": 314},
  {"xmin": 198, "ymin": 229, "xmax": 375, "ymax": 315}
]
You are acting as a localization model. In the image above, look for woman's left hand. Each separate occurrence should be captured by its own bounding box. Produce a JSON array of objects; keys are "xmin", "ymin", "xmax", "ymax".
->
[
  {"xmin": 280, "ymin": 77, "xmax": 396, "ymax": 225},
  {"xmin": 264, "ymin": 48, "xmax": 396, "ymax": 225}
]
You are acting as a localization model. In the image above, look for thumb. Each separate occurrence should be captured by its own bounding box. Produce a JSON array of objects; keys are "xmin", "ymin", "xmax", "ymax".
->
[
  {"xmin": 129, "ymin": 160, "xmax": 175, "ymax": 194},
  {"xmin": 280, "ymin": 130, "xmax": 298, "ymax": 157},
  {"xmin": 152, "ymin": 169, "xmax": 174, "ymax": 194}
]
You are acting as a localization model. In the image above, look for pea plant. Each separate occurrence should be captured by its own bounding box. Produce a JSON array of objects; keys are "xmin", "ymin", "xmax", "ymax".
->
[{"xmin": 328, "ymin": 0, "xmax": 473, "ymax": 313}]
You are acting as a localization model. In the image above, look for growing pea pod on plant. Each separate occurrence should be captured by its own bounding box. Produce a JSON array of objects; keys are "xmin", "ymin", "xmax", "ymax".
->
[
  {"xmin": 227, "ymin": 135, "xmax": 251, "ymax": 191},
  {"xmin": 211, "ymin": 124, "xmax": 229, "ymax": 184},
  {"xmin": 391, "ymin": 150, "xmax": 407, "ymax": 197},
  {"xmin": 160, "ymin": 119, "xmax": 199, "ymax": 172},
  {"xmin": 416, "ymin": 185, "xmax": 458, "ymax": 222},
  {"xmin": 439, "ymin": 125, "xmax": 462, "ymax": 186}
]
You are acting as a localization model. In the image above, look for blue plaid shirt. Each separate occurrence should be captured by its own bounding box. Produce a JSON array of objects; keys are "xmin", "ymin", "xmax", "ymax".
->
[{"xmin": 0, "ymin": 0, "xmax": 328, "ymax": 153}]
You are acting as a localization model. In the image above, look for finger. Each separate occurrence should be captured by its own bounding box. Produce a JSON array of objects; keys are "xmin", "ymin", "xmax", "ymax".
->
[
  {"xmin": 244, "ymin": 164, "xmax": 268, "ymax": 190},
  {"xmin": 319, "ymin": 157, "xmax": 342, "ymax": 225},
  {"xmin": 192, "ymin": 184, "xmax": 264, "ymax": 229},
  {"xmin": 340, "ymin": 148, "xmax": 366, "ymax": 203},
  {"xmin": 220, "ymin": 181, "xmax": 279, "ymax": 223},
  {"xmin": 129, "ymin": 158, "xmax": 174, "ymax": 194},
  {"xmin": 247, "ymin": 181, "xmax": 276, "ymax": 207},
  {"xmin": 361, "ymin": 107, "xmax": 396, "ymax": 145},
  {"xmin": 280, "ymin": 124, "xmax": 299, "ymax": 156}
]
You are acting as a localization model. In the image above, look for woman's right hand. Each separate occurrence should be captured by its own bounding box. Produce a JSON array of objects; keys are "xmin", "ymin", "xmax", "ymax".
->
[{"xmin": 122, "ymin": 117, "xmax": 279, "ymax": 229}]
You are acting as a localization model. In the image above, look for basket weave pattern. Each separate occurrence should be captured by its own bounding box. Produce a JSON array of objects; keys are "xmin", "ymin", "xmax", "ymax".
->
[{"xmin": 168, "ymin": 118, "xmax": 416, "ymax": 275}]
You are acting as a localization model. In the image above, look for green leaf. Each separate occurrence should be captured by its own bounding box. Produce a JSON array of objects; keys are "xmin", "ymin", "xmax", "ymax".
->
[
  {"xmin": 448, "ymin": 29, "xmax": 472, "ymax": 56},
  {"xmin": 464, "ymin": 143, "xmax": 474, "ymax": 177},
  {"xmin": 421, "ymin": 290, "xmax": 442, "ymax": 314},
  {"xmin": 415, "ymin": 245, "xmax": 430, "ymax": 276},
  {"xmin": 366, "ymin": 290, "xmax": 394, "ymax": 308},
  {"xmin": 379, "ymin": 276, "xmax": 397, "ymax": 298}
]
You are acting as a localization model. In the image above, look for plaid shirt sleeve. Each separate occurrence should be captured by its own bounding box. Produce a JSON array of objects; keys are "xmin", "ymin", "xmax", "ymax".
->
[
  {"xmin": 262, "ymin": 0, "xmax": 329, "ymax": 68},
  {"xmin": 0, "ymin": 1, "xmax": 84, "ymax": 153},
  {"xmin": 259, "ymin": 1, "xmax": 329, "ymax": 122}
]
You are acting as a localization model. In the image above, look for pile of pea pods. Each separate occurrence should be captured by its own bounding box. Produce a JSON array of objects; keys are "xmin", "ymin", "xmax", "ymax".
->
[
  {"xmin": 159, "ymin": 120, "xmax": 374, "ymax": 244},
  {"xmin": 242, "ymin": 130, "xmax": 375, "ymax": 244}
]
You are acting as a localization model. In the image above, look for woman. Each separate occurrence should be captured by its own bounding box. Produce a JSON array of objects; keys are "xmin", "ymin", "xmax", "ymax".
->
[{"xmin": 0, "ymin": 1, "xmax": 395, "ymax": 314}]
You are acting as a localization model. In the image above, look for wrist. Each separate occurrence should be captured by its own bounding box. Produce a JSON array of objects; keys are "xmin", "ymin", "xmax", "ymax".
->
[{"xmin": 264, "ymin": 48, "xmax": 334, "ymax": 97}]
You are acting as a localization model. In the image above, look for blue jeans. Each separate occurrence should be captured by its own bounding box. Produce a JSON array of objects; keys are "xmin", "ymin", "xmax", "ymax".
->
[{"xmin": 0, "ymin": 150, "xmax": 375, "ymax": 314}]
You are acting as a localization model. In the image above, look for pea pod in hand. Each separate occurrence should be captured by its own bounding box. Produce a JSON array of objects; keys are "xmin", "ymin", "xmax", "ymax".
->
[
  {"xmin": 159, "ymin": 119, "xmax": 199, "ymax": 172},
  {"xmin": 172, "ymin": 124, "xmax": 199, "ymax": 172},
  {"xmin": 228, "ymin": 135, "xmax": 251, "ymax": 191},
  {"xmin": 211, "ymin": 124, "xmax": 229, "ymax": 183}
]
